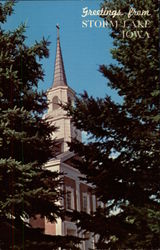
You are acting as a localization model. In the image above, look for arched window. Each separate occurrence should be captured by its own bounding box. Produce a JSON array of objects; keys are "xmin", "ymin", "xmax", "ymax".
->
[
  {"xmin": 52, "ymin": 96, "xmax": 59, "ymax": 110},
  {"xmin": 68, "ymin": 96, "xmax": 71, "ymax": 104},
  {"xmin": 68, "ymin": 96, "xmax": 74, "ymax": 107}
]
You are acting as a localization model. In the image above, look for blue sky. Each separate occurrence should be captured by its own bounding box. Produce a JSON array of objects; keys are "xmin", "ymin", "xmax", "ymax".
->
[{"xmin": 3, "ymin": 0, "xmax": 121, "ymax": 101}]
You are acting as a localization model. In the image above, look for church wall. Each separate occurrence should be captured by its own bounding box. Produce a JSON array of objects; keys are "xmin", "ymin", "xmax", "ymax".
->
[{"xmin": 44, "ymin": 219, "xmax": 56, "ymax": 235}]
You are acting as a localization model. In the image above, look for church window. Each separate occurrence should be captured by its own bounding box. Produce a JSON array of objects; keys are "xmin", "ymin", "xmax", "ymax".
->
[
  {"xmin": 52, "ymin": 96, "xmax": 59, "ymax": 110},
  {"xmin": 66, "ymin": 187, "xmax": 74, "ymax": 210},
  {"xmin": 82, "ymin": 193, "xmax": 88, "ymax": 212},
  {"xmin": 67, "ymin": 229, "xmax": 76, "ymax": 236},
  {"xmin": 68, "ymin": 96, "xmax": 74, "ymax": 107},
  {"xmin": 68, "ymin": 96, "xmax": 71, "ymax": 103},
  {"xmin": 66, "ymin": 191, "xmax": 71, "ymax": 210}
]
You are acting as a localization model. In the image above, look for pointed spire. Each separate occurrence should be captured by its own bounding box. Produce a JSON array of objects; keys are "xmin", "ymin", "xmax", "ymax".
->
[{"xmin": 52, "ymin": 25, "xmax": 68, "ymax": 87}]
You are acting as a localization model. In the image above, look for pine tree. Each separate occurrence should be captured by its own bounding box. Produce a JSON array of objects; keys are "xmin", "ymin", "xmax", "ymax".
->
[
  {"xmin": 0, "ymin": 1, "xmax": 80, "ymax": 249},
  {"xmin": 66, "ymin": 0, "xmax": 160, "ymax": 249}
]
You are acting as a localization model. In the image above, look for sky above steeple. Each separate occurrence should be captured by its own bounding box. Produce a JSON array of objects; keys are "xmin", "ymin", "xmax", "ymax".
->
[
  {"xmin": 5, "ymin": 1, "xmax": 123, "ymax": 103},
  {"xmin": 52, "ymin": 25, "xmax": 68, "ymax": 88}
]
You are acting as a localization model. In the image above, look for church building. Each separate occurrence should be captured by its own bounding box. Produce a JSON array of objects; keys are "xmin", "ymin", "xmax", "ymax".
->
[{"xmin": 31, "ymin": 26, "xmax": 96, "ymax": 250}]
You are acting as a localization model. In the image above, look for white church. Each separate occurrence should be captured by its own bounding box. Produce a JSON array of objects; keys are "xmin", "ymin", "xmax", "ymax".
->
[{"xmin": 30, "ymin": 26, "xmax": 97, "ymax": 250}]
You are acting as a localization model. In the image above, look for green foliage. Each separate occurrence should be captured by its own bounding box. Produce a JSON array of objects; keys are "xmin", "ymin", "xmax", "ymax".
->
[
  {"xmin": 0, "ymin": 1, "xmax": 81, "ymax": 249},
  {"xmin": 66, "ymin": 0, "xmax": 160, "ymax": 249},
  {"xmin": 0, "ymin": 218, "xmax": 81, "ymax": 250}
]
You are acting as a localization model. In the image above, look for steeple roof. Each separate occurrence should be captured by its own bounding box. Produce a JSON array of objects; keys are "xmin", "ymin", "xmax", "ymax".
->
[{"xmin": 52, "ymin": 25, "xmax": 68, "ymax": 88}]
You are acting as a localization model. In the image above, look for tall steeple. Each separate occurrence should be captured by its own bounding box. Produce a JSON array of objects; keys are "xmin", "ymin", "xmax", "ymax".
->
[
  {"xmin": 46, "ymin": 26, "xmax": 81, "ymax": 153},
  {"xmin": 52, "ymin": 25, "xmax": 67, "ymax": 87}
]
